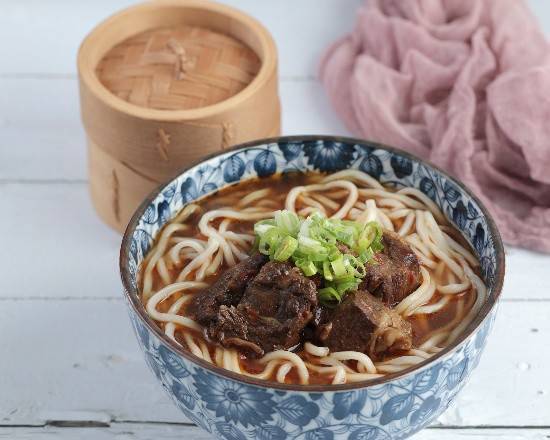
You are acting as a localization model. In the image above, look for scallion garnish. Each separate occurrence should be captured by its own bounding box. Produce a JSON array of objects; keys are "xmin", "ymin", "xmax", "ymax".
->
[{"xmin": 253, "ymin": 210, "xmax": 384, "ymax": 306}]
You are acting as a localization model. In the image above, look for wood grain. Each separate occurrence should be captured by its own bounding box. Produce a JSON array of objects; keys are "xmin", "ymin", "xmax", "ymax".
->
[
  {"xmin": 0, "ymin": 301, "xmax": 548, "ymax": 427},
  {"xmin": 1, "ymin": 425, "xmax": 549, "ymax": 440},
  {"xmin": 0, "ymin": 0, "xmax": 363, "ymax": 78},
  {"xmin": 0, "ymin": 183, "xmax": 547, "ymax": 300},
  {"xmin": 2, "ymin": 0, "xmax": 550, "ymax": 438},
  {"xmin": 97, "ymin": 25, "xmax": 261, "ymax": 110},
  {"xmin": 0, "ymin": 78, "xmax": 346, "ymax": 181}
]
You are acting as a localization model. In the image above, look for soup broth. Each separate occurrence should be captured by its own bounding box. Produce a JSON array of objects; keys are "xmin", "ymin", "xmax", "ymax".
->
[{"xmin": 140, "ymin": 171, "xmax": 485, "ymax": 385}]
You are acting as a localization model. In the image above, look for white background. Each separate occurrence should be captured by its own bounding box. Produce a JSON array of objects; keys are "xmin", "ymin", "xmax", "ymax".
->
[{"xmin": 1, "ymin": 1, "xmax": 549, "ymax": 438}]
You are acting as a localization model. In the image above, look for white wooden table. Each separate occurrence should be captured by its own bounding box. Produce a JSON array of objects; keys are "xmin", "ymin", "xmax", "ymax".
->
[{"xmin": 1, "ymin": 1, "xmax": 549, "ymax": 439}]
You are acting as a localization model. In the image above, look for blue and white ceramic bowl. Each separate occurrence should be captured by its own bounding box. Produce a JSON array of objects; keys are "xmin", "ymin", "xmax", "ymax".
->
[{"xmin": 120, "ymin": 136, "xmax": 505, "ymax": 440}]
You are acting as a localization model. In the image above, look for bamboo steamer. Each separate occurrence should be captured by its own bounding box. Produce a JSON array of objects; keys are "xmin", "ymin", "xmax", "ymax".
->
[{"xmin": 78, "ymin": 0, "xmax": 280, "ymax": 232}]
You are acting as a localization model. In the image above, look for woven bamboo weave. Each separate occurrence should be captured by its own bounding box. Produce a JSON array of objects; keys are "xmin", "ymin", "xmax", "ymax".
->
[
  {"xmin": 79, "ymin": 0, "xmax": 280, "ymax": 232},
  {"xmin": 97, "ymin": 25, "xmax": 261, "ymax": 110}
]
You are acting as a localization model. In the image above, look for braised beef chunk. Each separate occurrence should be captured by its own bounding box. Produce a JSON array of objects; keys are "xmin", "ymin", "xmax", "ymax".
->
[
  {"xmin": 239, "ymin": 261, "xmax": 318, "ymax": 319},
  {"xmin": 188, "ymin": 253, "xmax": 267, "ymax": 326},
  {"xmin": 360, "ymin": 231, "xmax": 421, "ymax": 306},
  {"xmin": 189, "ymin": 230, "xmax": 419, "ymax": 359},
  {"xmin": 308, "ymin": 305, "xmax": 334, "ymax": 342},
  {"xmin": 319, "ymin": 290, "xmax": 412, "ymax": 360},
  {"xmin": 207, "ymin": 261, "xmax": 318, "ymax": 356}
]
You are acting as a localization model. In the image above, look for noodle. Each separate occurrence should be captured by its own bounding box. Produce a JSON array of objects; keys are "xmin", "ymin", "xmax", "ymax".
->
[
  {"xmin": 329, "ymin": 351, "xmax": 377, "ymax": 374},
  {"xmin": 260, "ymin": 351, "xmax": 309, "ymax": 384},
  {"xmin": 332, "ymin": 366, "xmax": 347, "ymax": 384},
  {"xmin": 139, "ymin": 172, "xmax": 486, "ymax": 385},
  {"xmin": 276, "ymin": 362, "xmax": 294, "ymax": 383}
]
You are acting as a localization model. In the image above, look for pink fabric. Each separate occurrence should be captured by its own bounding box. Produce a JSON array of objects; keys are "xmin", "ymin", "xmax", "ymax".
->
[{"xmin": 320, "ymin": 0, "xmax": 550, "ymax": 252}]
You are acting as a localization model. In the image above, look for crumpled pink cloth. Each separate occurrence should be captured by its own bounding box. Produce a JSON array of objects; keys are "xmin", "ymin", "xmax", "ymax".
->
[{"xmin": 320, "ymin": 0, "xmax": 550, "ymax": 252}]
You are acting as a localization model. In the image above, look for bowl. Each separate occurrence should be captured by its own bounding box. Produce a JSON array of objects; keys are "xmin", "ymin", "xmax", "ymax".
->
[{"xmin": 120, "ymin": 136, "xmax": 504, "ymax": 439}]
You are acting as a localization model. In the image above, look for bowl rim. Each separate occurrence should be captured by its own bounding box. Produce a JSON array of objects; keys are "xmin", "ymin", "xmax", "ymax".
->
[{"xmin": 119, "ymin": 135, "xmax": 505, "ymax": 392}]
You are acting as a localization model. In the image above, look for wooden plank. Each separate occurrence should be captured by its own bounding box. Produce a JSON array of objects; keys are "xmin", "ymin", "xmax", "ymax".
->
[
  {"xmin": 0, "ymin": 78, "xmax": 87, "ymax": 181},
  {"xmin": 1, "ymin": 0, "xmax": 548, "ymax": 79},
  {"xmin": 0, "ymin": 300, "xmax": 185, "ymax": 425},
  {"xmin": 0, "ymin": 0, "xmax": 361, "ymax": 77},
  {"xmin": 2, "ymin": 1, "xmax": 548, "ymax": 437},
  {"xmin": 420, "ymin": 429, "xmax": 550, "ymax": 440},
  {"xmin": 1, "ymin": 425, "xmax": 549, "ymax": 440},
  {"xmin": 0, "ymin": 182, "xmax": 548, "ymax": 299},
  {"xmin": 436, "ymin": 303, "xmax": 550, "ymax": 428},
  {"xmin": 0, "ymin": 183, "xmax": 120, "ymax": 299},
  {"xmin": 279, "ymin": 78, "xmax": 349, "ymax": 135},
  {"xmin": 0, "ymin": 300, "xmax": 548, "ymax": 427},
  {"xmin": 0, "ymin": 77, "xmax": 347, "ymax": 181},
  {"xmin": 504, "ymin": 247, "xmax": 550, "ymax": 300}
]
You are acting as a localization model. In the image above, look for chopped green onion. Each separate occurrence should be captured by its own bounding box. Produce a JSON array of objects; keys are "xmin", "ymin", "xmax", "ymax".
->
[
  {"xmin": 295, "ymin": 258, "xmax": 318, "ymax": 276},
  {"xmin": 322, "ymin": 261, "xmax": 334, "ymax": 281},
  {"xmin": 273, "ymin": 236, "xmax": 298, "ymax": 261},
  {"xmin": 297, "ymin": 236, "xmax": 328, "ymax": 259},
  {"xmin": 358, "ymin": 248, "xmax": 374, "ymax": 264},
  {"xmin": 356, "ymin": 221, "xmax": 383, "ymax": 254},
  {"xmin": 327, "ymin": 245, "xmax": 341, "ymax": 262},
  {"xmin": 253, "ymin": 209, "xmax": 384, "ymax": 304},
  {"xmin": 274, "ymin": 210, "xmax": 301, "ymax": 236},
  {"xmin": 330, "ymin": 256, "xmax": 347, "ymax": 278},
  {"xmin": 258, "ymin": 227, "xmax": 281, "ymax": 255},
  {"xmin": 335, "ymin": 280, "xmax": 360, "ymax": 294},
  {"xmin": 318, "ymin": 287, "xmax": 342, "ymax": 307},
  {"xmin": 344, "ymin": 254, "xmax": 366, "ymax": 278},
  {"xmin": 254, "ymin": 222, "xmax": 275, "ymax": 236}
]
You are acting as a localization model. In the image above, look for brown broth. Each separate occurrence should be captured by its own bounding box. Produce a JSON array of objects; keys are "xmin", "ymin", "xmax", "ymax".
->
[{"xmin": 141, "ymin": 174, "xmax": 479, "ymax": 384}]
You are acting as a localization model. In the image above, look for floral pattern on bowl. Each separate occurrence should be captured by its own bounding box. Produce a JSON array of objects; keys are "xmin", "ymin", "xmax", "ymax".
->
[{"xmin": 120, "ymin": 136, "xmax": 504, "ymax": 440}]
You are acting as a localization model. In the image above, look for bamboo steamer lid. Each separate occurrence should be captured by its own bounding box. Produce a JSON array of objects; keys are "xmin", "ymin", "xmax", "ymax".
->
[
  {"xmin": 78, "ymin": 0, "xmax": 280, "ymax": 233},
  {"xmin": 96, "ymin": 25, "xmax": 262, "ymax": 110}
]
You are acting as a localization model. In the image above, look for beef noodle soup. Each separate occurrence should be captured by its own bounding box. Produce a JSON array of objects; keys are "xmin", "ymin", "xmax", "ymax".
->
[{"xmin": 139, "ymin": 170, "xmax": 486, "ymax": 385}]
